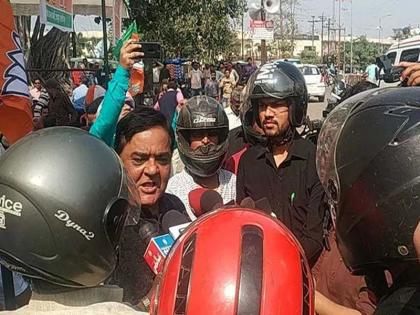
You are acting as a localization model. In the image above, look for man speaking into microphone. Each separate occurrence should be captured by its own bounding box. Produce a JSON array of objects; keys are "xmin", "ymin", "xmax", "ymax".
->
[{"xmin": 110, "ymin": 108, "xmax": 187, "ymax": 305}]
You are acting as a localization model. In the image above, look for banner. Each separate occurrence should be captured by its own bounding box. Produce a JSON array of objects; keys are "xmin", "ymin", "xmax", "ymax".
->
[
  {"xmin": 40, "ymin": 0, "xmax": 73, "ymax": 32},
  {"xmin": 250, "ymin": 20, "xmax": 274, "ymax": 41},
  {"xmin": 0, "ymin": 0, "xmax": 33, "ymax": 144}
]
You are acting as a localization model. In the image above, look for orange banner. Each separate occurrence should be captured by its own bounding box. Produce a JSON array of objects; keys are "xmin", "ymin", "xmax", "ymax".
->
[{"xmin": 0, "ymin": 0, "xmax": 33, "ymax": 144}]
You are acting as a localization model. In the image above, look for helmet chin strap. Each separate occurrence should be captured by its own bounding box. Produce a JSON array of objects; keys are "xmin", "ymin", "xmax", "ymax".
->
[{"xmin": 268, "ymin": 125, "xmax": 295, "ymax": 147}]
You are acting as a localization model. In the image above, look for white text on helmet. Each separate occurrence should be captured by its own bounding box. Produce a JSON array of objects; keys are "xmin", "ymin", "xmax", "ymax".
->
[
  {"xmin": 54, "ymin": 210, "xmax": 95, "ymax": 241},
  {"xmin": 193, "ymin": 116, "xmax": 216, "ymax": 124},
  {"xmin": 0, "ymin": 194, "xmax": 22, "ymax": 230}
]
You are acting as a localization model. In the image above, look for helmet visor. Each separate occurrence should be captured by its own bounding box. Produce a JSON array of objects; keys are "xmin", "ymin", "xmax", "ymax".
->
[
  {"xmin": 250, "ymin": 63, "xmax": 306, "ymax": 100},
  {"xmin": 103, "ymin": 170, "xmax": 141, "ymax": 248}
]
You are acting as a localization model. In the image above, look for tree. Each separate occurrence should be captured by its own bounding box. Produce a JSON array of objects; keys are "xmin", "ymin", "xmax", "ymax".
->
[
  {"xmin": 272, "ymin": 0, "xmax": 300, "ymax": 57},
  {"xmin": 14, "ymin": 16, "xmax": 32, "ymax": 57},
  {"xmin": 27, "ymin": 17, "xmax": 71, "ymax": 89},
  {"xmin": 342, "ymin": 36, "xmax": 380, "ymax": 71},
  {"xmin": 300, "ymin": 47, "xmax": 319, "ymax": 65},
  {"xmin": 127, "ymin": 0, "xmax": 246, "ymax": 60}
]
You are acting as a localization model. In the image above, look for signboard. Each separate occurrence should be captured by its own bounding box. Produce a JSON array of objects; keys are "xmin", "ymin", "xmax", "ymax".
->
[
  {"xmin": 250, "ymin": 20, "xmax": 274, "ymax": 41},
  {"xmin": 112, "ymin": 0, "xmax": 122, "ymax": 44},
  {"xmin": 40, "ymin": 0, "xmax": 73, "ymax": 32}
]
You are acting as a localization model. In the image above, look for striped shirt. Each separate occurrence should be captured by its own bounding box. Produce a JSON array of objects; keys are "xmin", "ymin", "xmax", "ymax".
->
[
  {"xmin": 166, "ymin": 169, "xmax": 236, "ymax": 221},
  {"xmin": 33, "ymin": 89, "xmax": 49, "ymax": 118}
]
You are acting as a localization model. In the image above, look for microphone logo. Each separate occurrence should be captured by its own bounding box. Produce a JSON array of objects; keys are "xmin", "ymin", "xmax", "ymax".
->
[{"xmin": 144, "ymin": 234, "xmax": 175, "ymax": 274}]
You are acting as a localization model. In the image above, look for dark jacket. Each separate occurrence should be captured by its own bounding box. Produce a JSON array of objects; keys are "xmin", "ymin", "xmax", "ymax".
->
[
  {"xmin": 236, "ymin": 136, "xmax": 325, "ymax": 266},
  {"xmin": 159, "ymin": 68, "xmax": 170, "ymax": 82},
  {"xmin": 47, "ymin": 90, "xmax": 78, "ymax": 127},
  {"xmin": 109, "ymin": 193, "xmax": 186, "ymax": 305},
  {"xmin": 158, "ymin": 90, "xmax": 178, "ymax": 124}
]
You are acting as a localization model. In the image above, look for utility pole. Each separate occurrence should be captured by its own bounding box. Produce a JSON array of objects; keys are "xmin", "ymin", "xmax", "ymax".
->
[
  {"xmin": 337, "ymin": 0, "xmax": 342, "ymax": 72},
  {"xmin": 343, "ymin": 27, "xmax": 346, "ymax": 73},
  {"xmin": 330, "ymin": 26, "xmax": 345, "ymax": 64},
  {"xmin": 279, "ymin": 0, "xmax": 283, "ymax": 58},
  {"xmin": 241, "ymin": 14, "xmax": 244, "ymax": 60},
  {"xmin": 378, "ymin": 14, "xmax": 391, "ymax": 54},
  {"xmin": 327, "ymin": 18, "xmax": 331, "ymax": 57},
  {"xmin": 101, "ymin": 0, "xmax": 109, "ymax": 85},
  {"xmin": 332, "ymin": 0, "xmax": 336, "ymax": 44},
  {"xmin": 350, "ymin": 0, "xmax": 353, "ymax": 73},
  {"xmin": 308, "ymin": 15, "xmax": 326, "ymax": 61},
  {"xmin": 309, "ymin": 16, "xmax": 316, "ymax": 48},
  {"xmin": 319, "ymin": 13, "xmax": 327, "ymax": 62},
  {"xmin": 260, "ymin": 0, "xmax": 267, "ymax": 64}
]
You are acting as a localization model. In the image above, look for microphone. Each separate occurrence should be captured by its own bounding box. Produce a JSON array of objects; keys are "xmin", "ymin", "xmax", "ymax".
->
[
  {"xmin": 239, "ymin": 197, "xmax": 277, "ymax": 218},
  {"xmin": 143, "ymin": 210, "xmax": 185, "ymax": 275},
  {"xmin": 254, "ymin": 197, "xmax": 273, "ymax": 215},
  {"xmin": 138, "ymin": 219, "xmax": 160, "ymax": 244},
  {"xmin": 161, "ymin": 210, "xmax": 190, "ymax": 234},
  {"xmin": 143, "ymin": 233, "xmax": 174, "ymax": 275},
  {"xmin": 161, "ymin": 210, "xmax": 191, "ymax": 240},
  {"xmin": 143, "ymin": 210, "xmax": 191, "ymax": 274},
  {"xmin": 188, "ymin": 188, "xmax": 223, "ymax": 217},
  {"xmin": 201, "ymin": 189, "xmax": 223, "ymax": 212},
  {"xmin": 240, "ymin": 197, "xmax": 256, "ymax": 209},
  {"xmin": 188, "ymin": 188, "xmax": 207, "ymax": 216}
]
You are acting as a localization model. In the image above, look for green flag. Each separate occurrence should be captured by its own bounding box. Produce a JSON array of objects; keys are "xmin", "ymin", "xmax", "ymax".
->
[{"xmin": 113, "ymin": 21, "xmax": 138, "ymax": 60}]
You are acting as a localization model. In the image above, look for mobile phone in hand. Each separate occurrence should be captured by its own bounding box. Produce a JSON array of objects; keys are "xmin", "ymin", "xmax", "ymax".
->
[{"xmin": 133, "ymin": 42, "xmax": 162, "ymax": 59}]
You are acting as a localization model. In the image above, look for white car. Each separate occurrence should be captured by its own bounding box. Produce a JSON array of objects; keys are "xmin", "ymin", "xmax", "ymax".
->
[
  {"xmin": 297, "ymin": 64, "xmax": 326, "ymax": 102},
  {"xmin": 274, "ymin": 58, "xmax": 302, "ymax": 66}
]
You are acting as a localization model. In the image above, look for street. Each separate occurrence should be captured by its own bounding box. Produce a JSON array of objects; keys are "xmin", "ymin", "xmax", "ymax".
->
[{"xmin": 307, "ymin": 96, "xmax": 327, "ymax": 121}]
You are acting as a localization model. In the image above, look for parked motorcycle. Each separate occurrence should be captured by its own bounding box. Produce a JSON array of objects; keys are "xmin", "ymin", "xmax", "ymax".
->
[{"xmin": 323, "ymin": 74, "xmax": 348, "ymax": 118}]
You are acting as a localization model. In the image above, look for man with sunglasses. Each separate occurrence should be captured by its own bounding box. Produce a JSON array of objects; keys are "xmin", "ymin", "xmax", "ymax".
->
[
  {"xmin": 166, "ymin": 96, "xmax": 236, "ymax": 220},
  {"xmin": 29, "ymin": 79, "xmax": 43, "ymax": 101}
]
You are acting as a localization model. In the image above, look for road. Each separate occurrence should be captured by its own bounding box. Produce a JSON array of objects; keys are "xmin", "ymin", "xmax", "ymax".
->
[{"xmin": 307, "ymin": 97, "xmax": 327, "ymax": 121}]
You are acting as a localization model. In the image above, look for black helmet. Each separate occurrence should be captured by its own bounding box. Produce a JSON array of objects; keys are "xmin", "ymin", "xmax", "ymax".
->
[
  {"xmin": 242, "ymin": 62, "xmax": 308, "ymax": 130},
  {"xmin": 316, "ymin": 87, "xmax": 420, "ymax": 275},
  {"xmin": 0, "ymin": 127, "xmax": 140, "ymax": 288},
  {"xmin": 176, "ymin": 96, "xmax": 229, "ymax": 178}
]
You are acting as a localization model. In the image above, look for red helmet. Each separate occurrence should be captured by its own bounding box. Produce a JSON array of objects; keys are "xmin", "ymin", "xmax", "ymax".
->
[{"xmin": 150, "ymin": 208, "xmax": 314, "ymax": 315}]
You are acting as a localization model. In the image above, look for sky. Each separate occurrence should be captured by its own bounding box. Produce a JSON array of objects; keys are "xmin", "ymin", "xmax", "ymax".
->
[
  {"xmin": 74, "ymin": 0, "xmax": 420, "ymax": 39},
  {"xmin": 298, "ymin": 0, "xmax": 420, "ymax": 38}
]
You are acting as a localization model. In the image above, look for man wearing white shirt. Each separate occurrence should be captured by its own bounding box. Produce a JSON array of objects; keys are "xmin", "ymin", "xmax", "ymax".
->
[
  {"xmin": 189, "ymin": 62, "xmax": 203, "ymax": 97},
  {"xmin": 167, "ymin": 96, "xmax": 236, "ymax": 220},
  {"xmin": 224, "ymin": 86, "xmax": 243, "ymax": 130}
]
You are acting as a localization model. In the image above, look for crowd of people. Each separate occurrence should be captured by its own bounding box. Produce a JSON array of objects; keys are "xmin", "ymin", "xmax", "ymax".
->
[{"xmin": 0, "ymin": 37, "xmax": 420, "ymax": 315}]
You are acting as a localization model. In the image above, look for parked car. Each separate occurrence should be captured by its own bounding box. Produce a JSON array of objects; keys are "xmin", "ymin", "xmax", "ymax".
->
[
  {"xmin": 273, "ymin": 58, "xmax": 301, "ymax": 65},
  {"xmin": 297, "ymin": 64, "xmax": 326, "ymax": 102}
]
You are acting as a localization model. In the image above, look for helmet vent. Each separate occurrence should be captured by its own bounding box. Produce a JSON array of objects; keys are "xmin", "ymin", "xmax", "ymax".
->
[
  {"xmin": 237, "ymin": 225, "xmax": 263, "ymax": 315},
  {"xmin": 174, "ymin": 233, "xmax": 197, "ymax": 314}
]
